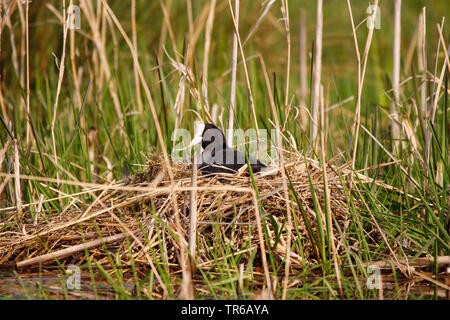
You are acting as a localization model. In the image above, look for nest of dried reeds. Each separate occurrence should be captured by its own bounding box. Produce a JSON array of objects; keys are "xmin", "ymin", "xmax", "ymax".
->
[{"xmin": 0, "ymin": 150, "xmax": 376, "ymax": 286}]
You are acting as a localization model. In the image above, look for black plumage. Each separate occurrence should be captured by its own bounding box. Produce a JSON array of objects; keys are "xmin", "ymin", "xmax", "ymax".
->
[{"xmin": 192, "ymin": 123, "xmax": 267, "ymax": 175}]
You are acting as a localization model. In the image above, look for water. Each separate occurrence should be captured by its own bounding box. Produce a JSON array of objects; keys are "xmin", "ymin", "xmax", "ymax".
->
[
  {"xmin": 0, "ymin": 271, "xmax": 448, "ymax": 300},
  {"xmin": 0, "ymin": 271, "xmax": 134, "ymax": 299}
]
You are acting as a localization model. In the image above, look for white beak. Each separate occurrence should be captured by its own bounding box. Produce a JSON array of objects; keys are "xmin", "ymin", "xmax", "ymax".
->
[
  {"xmin": 181, "ymin": 122, "xmax": 205, "ymax": 150},
  {"xmin": 187, "ymin": 134, "xmax": 202, "ymax": 148}
]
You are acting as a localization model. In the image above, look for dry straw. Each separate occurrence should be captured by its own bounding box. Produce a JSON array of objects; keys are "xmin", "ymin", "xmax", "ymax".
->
[{"xmin": 0, "ymin": 150, "xmax": 390, "ymax": 297}]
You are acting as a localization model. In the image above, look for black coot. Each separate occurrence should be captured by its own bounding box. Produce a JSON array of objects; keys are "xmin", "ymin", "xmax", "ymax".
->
[{"xmin": 189, "ymin": 123, "xmax": 267, "ymax": 175}]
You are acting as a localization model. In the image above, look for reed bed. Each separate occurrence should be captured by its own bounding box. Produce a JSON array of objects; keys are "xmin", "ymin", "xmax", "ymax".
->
[{"xmin": 0, "ymin": 150, "xmax": 400, "ymax": 298}]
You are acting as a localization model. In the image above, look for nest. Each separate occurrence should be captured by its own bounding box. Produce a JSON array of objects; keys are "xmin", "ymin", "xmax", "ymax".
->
[{"xmin": 0, "ymin": 150, "xmax": 375, "ymax": 294}]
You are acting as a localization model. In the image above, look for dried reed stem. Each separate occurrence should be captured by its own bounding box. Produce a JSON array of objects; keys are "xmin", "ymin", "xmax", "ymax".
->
[
  {"xmin": 320, "ymin": 85, "xmax": 343, "ymax": 297},
  {"xmin": 16, "ymin": 232, "xmax": 129, "ymax": 268},
  {"xmin": 299, "ymin": 8, "xmax": 308, "ymax": 131},
  {"xmin": 14, "ymin": 139, "xmax": 22, "ymax": 226},
  {"xmin": 259, "ymin": 54, "xmax": 291, "ymax": 300},
  {"xmin": 280, "ymin": 0, "xmax": 294, "ymax": 300},
  {"xmin": 16, "ymin": 0, "xmax": 25, "ymax": 87},
  {"xmin": 24, "ymin": 0, "xmax": 30, "ymax": 146},
  {"xmin": 403, "ymin": 19, "xmax": 419, "ymax": 77},
  {"xmin": 187, "ymin": 0, "xmax": 194, "ymax": 40},
  {"xmin": 0, "ymin": 141, "xmax": 10, "ymax": 168},
  {"xmin": 69, "ymin": 10, "xmax": 82, "ymax": 113},
  {"xmin": 251, "ymin": 190, "xmax": 273, "ymax": 299},
  {"xmin": 131, "ymin": 0, "xmax": 143, "ymax": 115},
  {"xmin": 359, "ymin": 256, "xmax": 450, "ymax": 269},
  {"xmin": 243, "ymin": 0, "xmax": 275, "ymax": 46},
  {"xmin": 282, "ymin": 0, "xmax": 291, "ymax": 114},
  {"xmin": 311, "ymin": 0, "xmax": 322, "ymax": 148},
  {"xmin": 201, "ymin": 0, "xmax": 217, "ymax": 113},
  {"xmin": 227, "ymin": 0, "xmax": 239, "ymax": 147},
  {"xmin": 0, "ymin": 2, "xmax": 6, "ymax": 120},
  {"xmin": 158, "ymin": 0, "xmax": 178, "ymax": 62},
  {"xmin": 430, "ymin": 18, "xmax": 444, "ymax": 126},
  {"xmin": 431, "ymin": 24, "xmax": 450, "ymax": 124},
  {"xmin": 157, "ymin": 0, "xmax": 171, "ymax": 62},
  {"xmin": 418, "ymin": 8, "xmax": 430, "ymax": 163},
  {"xmin": 51, "ymin": 0, "xmax": 70, "ymax": 183},
  {"xmin": 347, "ymin": 0, "xmax": 378, "ymax": 174},
  {"xmin": 227, "ymin": 0, "xmax": 259, "ymax": 137},
  {"xmin": 436, "ymin": 26, "xmax": 450, "ymax": 74},
  {"xmin": 88, "ymin": 127, "xmax": 97, "ymax": 183},
  {"xmin": 392, "ymin": 0, "xmax": 402, "ymax": 150},
  {"xmin": 188, "ymin": 152, "xmax": 198, "ymax": 274}
]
